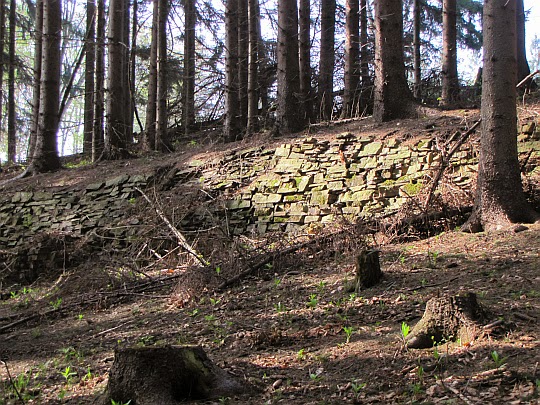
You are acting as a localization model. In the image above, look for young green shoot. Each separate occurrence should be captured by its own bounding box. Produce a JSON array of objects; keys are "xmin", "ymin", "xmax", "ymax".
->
[
  {"xmin": 307, "ymin": 294, "xmax": 318, "ymax": 309},
  {"xmin": 491, "ymin": 350, "xmax": 507, "ymax": 368},
  {"xmin": 343, "ymin": 326, "xmax": 354, "ymax": 344}
]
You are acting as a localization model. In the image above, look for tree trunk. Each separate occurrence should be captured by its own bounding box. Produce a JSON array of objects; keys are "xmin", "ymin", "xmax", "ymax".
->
[
  {"xmin": 464, "ymin": 0, "xmax": 538, "ymax": 232},
  {"xmin": 440, "ymin": 0, "xmax": 459, "ymax": 106},
  {"xmin": 373, "ymin": 0, "xmax": 413, "ymax": 122},
  {"xmin": 275, "ymin": 0, "xmax": 304, "ymax": 134},
  {"xmin": 155, "ymin": 0, "xmax": 168, "ymax": 151},
  {"xmin": 103, "ymin": 346, "xmax": 248, "ymax": 405},
  {"xmin": 7, "ymin": 0, "xmax": 16, "ymax": 163},
  {"xmin": 0, "ymin": 0, "xmax": 6, "ymax": 159},
  {"xmin": 413, "ymin": 0, "xmax": 421, "ymax": 99},
  {"xmin": 27, "ymin": 0, "xmax": 62, "ymax": 173},
  {"xmin": 182, "ymin": 0, "xmax": 196, "ymax": 135},
  {"xmin": 130, "ymin": 0, "xmax": 138, "ymax": 133},
  {"xmin": 83, "ymin": 0, "xmax": 96, "ymax": 157},
  {"xmin": 298, "ymin": 0, "xmax": 311, "ymax": 122},
  {"xmin": 224, "ymin": 0, "xmax": 240, "ymax": 141},
  {"xmin": 238, "ymin": 0, "xmax": 249, "ymax": 128},
  {"xmin": 123, "ymin": 0, "xmax": 132, "ymax": 143},
  {"xmin": 353, "ymin": 250, "xmax": 382, "ymax": 291},
  {"xmin": 93, "ymin": 0, "xmax": 105, "ymax": 160},
  {"xmin": 342, "ymin": 0, "xmax": 359, "ymax": 118},
  {"xmin": 406, "ymin": 293, "xmax": 486, "ymax": 349},
  {"xmin": 143, "ymin": 0, "xmax": 158, "ymax": 151},
  {"xmin": 105, "ymin": 0, "xmax": 129, "ymax": 158},
  {"xmin": 516, "ymin": 0, "xmax": 533, "ymax": 89},
  {"xmin": 246, "ymin": 0, "xmax": 259, "ymax": 135},
  {"xmin": 318, "ymin": 0, "xmax": 335, "ymax": 122},
  {"xmin": 359, "ymin": 0, "xmax": 369, "ymax": 88}
]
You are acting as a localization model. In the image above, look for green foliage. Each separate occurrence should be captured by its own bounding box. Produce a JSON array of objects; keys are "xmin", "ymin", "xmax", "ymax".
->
[
  {"xmin": 307, "ymin": 294, "xmax": 318, "ymax": 309},
  {"xmin": 343, "ymin": 326, "xmax": 354, "ymax": 344},
  {"xmin": 274, "ymin": 302, "xmax": 286, "ymax": 313},
  {"xmin": 297, "ymin": 348, "xmax": 307, "ymax": 360},
  {"xmin": 49, "ymin": 297, "xmax": 62, "ymax": 310},
  {"xmin": 60, "ymin": 366, "xmax": 77, "ymax": 384},
  {"xmin": 111, "ymin": 400, "xmax": 132, "ymax": 405},
  {"xmin": 351, "ymin": 379, "xmax": 366, "ymax": 393},
  {"xmin": 491, "ymin": 350, "xmax": 507, "ymax": 368},
  {"xmin": 401, "ymin": 322, "xmax": 411, "ymax": 339}
]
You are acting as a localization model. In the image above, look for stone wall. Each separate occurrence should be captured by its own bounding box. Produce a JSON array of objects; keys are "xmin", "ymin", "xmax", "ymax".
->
[{"xmin": 1, "ymin": 130, "xmax": 538, "ymax": 250}]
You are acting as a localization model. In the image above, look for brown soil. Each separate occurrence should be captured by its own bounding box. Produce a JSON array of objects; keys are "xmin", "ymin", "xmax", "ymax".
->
[{"xmin": 1, "ymin": 104, "xmax": 540, "ymax": 405}]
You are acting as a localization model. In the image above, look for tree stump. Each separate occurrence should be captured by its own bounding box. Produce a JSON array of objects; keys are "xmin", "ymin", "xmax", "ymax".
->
[
  {"xmin": 103, "ymin": 345, "xmax": 249, "ymax": 405},
  {"xmin": 352, "ymin": 250, "xmax": 382, "ymax": 291},
  {"xmin": 406, "ymin": 293, "xmax": 487, "ymax": 349}
]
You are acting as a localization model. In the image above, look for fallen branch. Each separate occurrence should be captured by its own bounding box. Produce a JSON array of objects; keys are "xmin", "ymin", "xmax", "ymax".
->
[
  {"xmin": 424, "ymin": 120, "xmax": 481, "ymax": 210},
  {"xmin": 516, "ymin": 69, "xmax": 540, "ymax": 88},
  {"xmin": 135, "ymin": 187, "xmax": 209, "ymax": 267},
  {"xmin": 1, "ymin": 359, "xmax": 26, "ymax": 404}
]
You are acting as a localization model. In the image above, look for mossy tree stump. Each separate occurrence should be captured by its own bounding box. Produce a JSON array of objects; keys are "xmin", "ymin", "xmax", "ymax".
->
[
  {"xmin": 103, "ymin": 345, "xmax": 248, "ymax": 405},
  {"xmin": 406, "ymin": 293, "xmax": 487, "ymax": 349},
  {"xmin": 352, "ymin": 249, "xmax": 382, "ymax": 291}
]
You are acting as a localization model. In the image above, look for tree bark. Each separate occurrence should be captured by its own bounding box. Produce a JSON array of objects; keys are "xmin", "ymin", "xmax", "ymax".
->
[
  {"xmin": 224, "ymin": 0, "xmax": 240, "ymax": 141},
  {"xmin": 182, "ymin": 0, "xmax": 196, "ymax": 135},
  {"xmin": 83, "ymin": 0, "xmax": 96, "ymax": 157},
  {"xmin": 275, "ymin": 0, "xmax": 304, "ymax": 134},
  {"xmin": 0, "ymin": 0, "xmax": 6, "ymax": 160},
  {"xmin": 143, "ymin": 0, "xmax": 158, "ymax": 151},
  {"xmin": 342, "ymin": 0, "xmax": 360, "ymax": 118},
  {"xmin": 413, "ymin": 0, "xmax": 421, "ymax": 99},
  {"xmin": 464, "ymin": 0, "xmax": 538, "ymax": 232},
  {"xmin": 516, "ymin": 0, "xmax": 533, "ymax": 89},
  {"xmin": 246, "ymin": 0, "xmax": 259, "ymax": 135},
  {"xmin": 27, "ymin": 0, "xmax": 62, "ymax": 173},
  {"xmin": 103, "ymin": 346, "xmax": 248, "ymax": 405},
  {"xmin": 7, "ymin": 0, "xmax": 16, "ymax": 163},
  {"xmin": 318, "ymin": 0, "xmax": 336, "ymax": 122},
  {"xmin": 373, "ymin": 0, "xmax": 413, "ymax": 122},
  {"xmin": 298, "ymin": 0, "xmax": 311, "ymax": 122},
  {"xmin": 93, "ymin": 0, "xmax": 105, "ymax": 160},
  {"xmin": 105, "ymin": 0, "xmax": 129, "ymax": 158},
  {"xmin": 155, "ymin": 0, "xmax": 168, "ymax": 151},
  {"xmin": 440, "ymin": 0, "xmax": 459, "ymax": 106},
  {"xmin": 238, "ymin": 0, "xmax": 249, "ymax": 128}
]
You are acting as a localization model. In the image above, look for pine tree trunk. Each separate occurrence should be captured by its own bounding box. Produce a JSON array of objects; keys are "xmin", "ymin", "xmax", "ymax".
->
[
  {"xmin": 28, "ymin": 0, "xmax": 62, "ymax": 173},
  {"xmin": 516, "ymin": 0, "xmax": 532, "ymax": 88},
  {"xmin": 318, "ymin": 0, "xmax": 335, "ymax": 122},
  {"xmin": 413, "ymin": 0, "xmax": 421, "ymax": 99},
  {"xmin": 143, "ymin": 0, "xmax": 158, "ymax": 151},
  {"xmin": 182, "ymin": 0, "xmax": 196, "ymax": 135},
  {"xmin": 440, "ymin": 0, "xmax": 459, "ymax": 106},
  {"xmin": 342, "ymin": 0, "xmax": 359, "ymax": 118},
  {"xmin": 224, "ymin": 0, "xmax": 240, "ymax": 141},
  {"xmin": 275, "ymin": 0, "xmax": 304, "ymax": 134},
  {"xmin": 83, "ymin": 0, "xmax": 96, "ymax": 157},
  {"xmin": 155, "ymin": 0, "xmax": 168, "ymax": 151},
  {"xmin": 7, "ymin": 0, "xmax": 16, "ymax": 163},
  {"xmin": 238, "ymin": 0, "xmax": 249, "ymax": 129},
  {"xmin": 105, "ymin": 0, "xmax": 129, "ymax": 158},
  {"xmin": 123, "ymin": 0, "xmax": 132, "ymax": 143},
  {"xmin": 464, "ymin": 0, "xmax": 538, "ymax": 232},
  {"xmin": 359, "ymin": 0, "xmax": 369, "ymax": 88},
  {"xmin": 130, "ymin": 0, "xmax": 138, "ymax": 132},
  {"xmin": 298, "ymin": 0, "xmax": 311, "ymax": 122},
  {"xmin": 373, "ymin": 0, "xmax": 413, "ymax": 122},
  {"xmin": 246, "ymin": 0, "xmax": 259, "ymax": 135},
  {"xmin": 93, "ymin": 0, "xmax": 105, "ymax": 160},
  {"xmin": 0, "ymin": 0, "xmax": 6, "ymax": 158}
]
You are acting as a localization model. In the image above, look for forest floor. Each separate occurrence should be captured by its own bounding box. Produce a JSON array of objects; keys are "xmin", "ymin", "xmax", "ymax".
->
[{"xmin": 1, "ymin": 98, "xmax": 540, "ymax": 404}]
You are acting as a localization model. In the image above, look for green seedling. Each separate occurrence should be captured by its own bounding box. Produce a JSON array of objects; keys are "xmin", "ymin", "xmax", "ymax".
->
[
  {"xmin": 401, "ymin": 321, "xmax": 410, "ymax": 340},
  {"xmin": 351, "ymin": 380, "xmax": 366, "ymax": 394},
  {"xmin": 49, "ymin": 297, "xmax": 62, "ymax": 310},
  {"xmin": 215, "ymin": 266, "xmax": 222, "ymax": 275},
  {"xmin": 309, "ymin": 372, "xmax": 322, "ymax": 382},
  {"xmin": 317, "ymin": 281, "xmax": 327, "ymax": 293},
  {"xmin": 60, "ymin": 366, "xmax": 77, "ymax": 384},
  {"xmin": 297, "ymin": 348, "xmax": 306, "ymax": 360},
  {"xmin": 343, "ymin": 326, "xmax": 354, "ymax": 344},
  {"xmin": 274, "ymin": 302, "xmax": 286, "ymax": 313},
  {"xmin": 111, "ymin": 400, "xmax": 132, "ymax": 405},
  {"xmin": 491, "ymin": 350, "xmax": 507, "ymax": 368},
  {"xmin": 273, "ymin": 278, "xmax": 281, "ymax": 288},
  {"xmin": 204, "ymin": 314, "xmax": 216, "ymax": 322},
  {"xmin": 307, "ymin": 294, "xmax": 318, "ymax": 309},
  {"xmin": 189, "ymin": 308, "xmax": 199, "ymax": 317},
  {"xmin": 77, "ymin": 314, "xmax": 84, "ymax": 321},
  {"xmin": 210, "ymin": 297, "xmax": 221, "ymax": 306}
]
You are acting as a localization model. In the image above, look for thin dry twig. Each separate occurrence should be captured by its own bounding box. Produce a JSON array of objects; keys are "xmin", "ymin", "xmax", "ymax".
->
[
  {"xmin": 135, "ymin": 187, "xmax": 209, "ymax": 267},
  {"xmin": 1, "ymin": 359, "xmax": 26, "ymax": 404}
]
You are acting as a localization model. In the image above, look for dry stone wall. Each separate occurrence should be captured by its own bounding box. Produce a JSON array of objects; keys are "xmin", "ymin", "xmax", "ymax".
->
[{"xmin": 1, "ymin": 131, "xmax": 538, "ymax": 250}]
